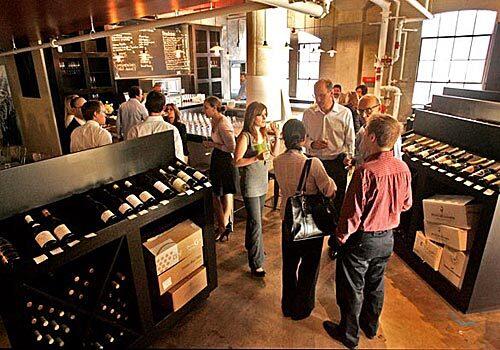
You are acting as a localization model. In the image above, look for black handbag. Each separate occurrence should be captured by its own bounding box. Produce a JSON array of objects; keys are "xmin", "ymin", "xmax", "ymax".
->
[{"xmin": 287, "ymin": 158, "xmax": 338, "ymax": 241}]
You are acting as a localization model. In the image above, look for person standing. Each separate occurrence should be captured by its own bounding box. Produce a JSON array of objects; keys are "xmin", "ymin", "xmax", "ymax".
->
[
  {"xmin": 344, "ymin": 91, "xmax": 362, "ymax": 133},
  {"xmin": 203, "ymin": 96, "xmax": 237, "ymax": 242},
  {"xmin": 234, "ymin": 102, "xmax": 280, "ymax": 277},
  {"xmin": 127, "ymin": 92, "xmax": 184, "ymax": 160},
  {"xmin": 70, "ymin": 100, "xmax": 112, "ymax": 153},
  {"xmin": 116, "ymin": 86, "xmax": 148, "ymax": 140},
  {"xmin": 165, "ymin": 103, "xmax": 189, "ymax": 160},
  {"xmin": 355, "ymin": 84, "xmax": 368, "ymax": 99},
  {"xmin": 302, "ymin": 78, "xmax": 355, "ymax": 254},
  {"xmin": 236, "ymin": 73, "xmax": 247, "ymax": 100},
  {"xmin": 323, "ymin": 114, "xmax": 412, "ymax": 349},
  {"xmin": 274, "ymin": 119, "xmax": 336, "ymax": 319},
  {"xmin": 333, "ymin": 84, "xmax": 347, "ymax": 105}
]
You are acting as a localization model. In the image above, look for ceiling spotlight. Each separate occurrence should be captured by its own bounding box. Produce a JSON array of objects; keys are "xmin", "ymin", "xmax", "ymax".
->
[{"xmin": 327, "ymin": 48, "xmax": 337, "ymax": 57}]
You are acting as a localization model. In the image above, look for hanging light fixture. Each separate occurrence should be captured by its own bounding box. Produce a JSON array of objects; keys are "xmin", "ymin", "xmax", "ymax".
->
[
  {"xmin": 210, "ymin": 14, "xmax": 224, "ymax": 55},
  {"xmin": 262, "ymin": 10, "xmax": 269, "ymax": 47},
  {"xmin": 284, "ymin": 42, "xmax": 293, "ymax": 50},
  {"xmin": 326, "ymin": 19, "xmax": 336, "ymax": 58},
  {"xmin": 236, "ymin": 19, "xmax": 240, "ymax": 48}
]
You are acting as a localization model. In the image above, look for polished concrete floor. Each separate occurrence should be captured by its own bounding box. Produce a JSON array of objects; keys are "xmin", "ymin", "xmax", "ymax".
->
[
  {"xmin": 149, "ymin": 200, "xmax": 500, "ymax": 349},
  {"xmin": 1, "ymin": 199, "xmax": 498, "ymax": 349}
]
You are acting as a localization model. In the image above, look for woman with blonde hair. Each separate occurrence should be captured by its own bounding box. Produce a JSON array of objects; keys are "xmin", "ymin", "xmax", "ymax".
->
[{"xmin": 234, "ymin": 101, "xmax": 280, "ymax": 277}]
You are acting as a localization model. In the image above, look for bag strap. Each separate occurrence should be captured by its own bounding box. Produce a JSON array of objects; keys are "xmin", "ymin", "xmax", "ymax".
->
[{"xmin": 296, "ymin": 158, "xmax": 313, "ymax": 194}]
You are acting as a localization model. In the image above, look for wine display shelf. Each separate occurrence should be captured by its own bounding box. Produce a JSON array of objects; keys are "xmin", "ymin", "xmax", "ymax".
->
[
  {"xmin": 395, "ymin": 107, "xmax": 499, "ymax": 313},
  {"xmin": 0, "ymin": 131, "xmax": 217, "ymax": 348}
]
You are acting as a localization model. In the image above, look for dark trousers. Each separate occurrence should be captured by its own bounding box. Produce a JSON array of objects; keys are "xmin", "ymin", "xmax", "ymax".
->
[
  {"xmin": 336, "ymin": 230, "xmax": 394, "ymax": 347},
  {"xmin": 321, "ymin": 157, "xmax": 348, "ymax": 248},
  {"xmin": 243, "ymin": 194, "xmax": 266, "ymax": 270},
  {"xmin": 281, "ymin": 220, "xmax": 324, "ymax": 318}
]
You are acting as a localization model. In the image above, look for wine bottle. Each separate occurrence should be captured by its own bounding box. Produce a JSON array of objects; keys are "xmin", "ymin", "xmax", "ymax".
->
[
  {"xmin": 110, "ymin": 184, "xmax": 145, "ymax": 211},
  {"xmin": 49, "ymin": 320, "xmax": 60, "ymax": 331},
  {"xmin": 54, "ymin": 337, "xmax": 65, "ymax": 347},
  {"xmin": 0, "ymin": 237, "xmax": 21, "ymax": 269},
  {"xmin": 111, "ymin": 280, "xmax": 120, "ymax": 290},
  {"xmin": 84, "ymin": 195, "xmax": 119, "ymax": 225},
  {"xmin": 60, "ymin": 323, "xmax": 70, "ymax": 334},
  {"xmin": 175, "ymin": 161, "xmax": 209, "ymax": 184},
  {"xmin": 40, "ymin": 316, "xmax": 49, "ymax": 327},
  {"xmin": 100, "ymin": 189, "xmax": 134, "ymax": 216},
  {"xmin": 41, "ymin": 209, "xmax": 77, "ymax": 245},
  {"xmin": 138, "ymin": 174, "xmax": 176, "ymax": 200},
  {"xmin": 115, "ymin": 272, "xmax": 126, "ymax": 281},
  {"xmin": 123, "ymin": 180, "xmax": 157, "ymax": 206},
  {"xmin": 417, "ymin": 143, "xmax": 448, "ymax": 158},
  {"xmin": 105, "ymin": 333, "xmax": 115, "ymax": 343},
  {"xmin": 158, "ymin": 169, "xmax": 190, "ymax": 193},
  {"xmin": 33, "ymin": 330, "xmax": 43, "ymax": 342},
  {"xmin": 166, "ymin": 165, "xmax": 198, "ymax": 188},
  {"xmin": 24, "ymin": 215, "xmax": 59, "ymax": 252}
]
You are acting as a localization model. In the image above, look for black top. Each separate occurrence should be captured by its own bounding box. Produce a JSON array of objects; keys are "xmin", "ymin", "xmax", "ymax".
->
[
  {"xmin": 173, "ymin": 121, "xmax": 189, "ymax": 156},
  {"xmin": 62, "ymin": 117, "xmax": 82, "ymax": 154}
]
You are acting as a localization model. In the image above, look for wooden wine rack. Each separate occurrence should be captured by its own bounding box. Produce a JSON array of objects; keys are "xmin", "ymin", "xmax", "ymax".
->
[{"xmin": 0, "ymin": 131, "xmax": 217, "ymax": 348}]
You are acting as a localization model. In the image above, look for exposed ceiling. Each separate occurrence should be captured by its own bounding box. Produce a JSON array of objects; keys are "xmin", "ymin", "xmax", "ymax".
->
[{"xmin": 0, "ymin": 0, "xmax": 244, "ymax": 51}]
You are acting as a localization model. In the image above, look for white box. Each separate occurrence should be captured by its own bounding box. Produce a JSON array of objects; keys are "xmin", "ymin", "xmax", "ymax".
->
[
  {"xmin": 413, "ymin": 231, "xmax": 444, "ymax": 271},
  {"xmin": 424, "ymin": 221, "xmax": 474, "ymax": 251},
  {"xmin": 439, "ymin": 246, "xmax": 469, "ymax": 289},
  {"xmin": 423, "ymin": 195, "xmax": 481, "ymax": 229}
]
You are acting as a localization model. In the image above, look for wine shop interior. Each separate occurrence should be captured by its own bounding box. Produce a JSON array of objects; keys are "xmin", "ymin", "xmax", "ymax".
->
[{"xmin": 0, "ymin": 0, "xmax": 499, "ymax": 348}]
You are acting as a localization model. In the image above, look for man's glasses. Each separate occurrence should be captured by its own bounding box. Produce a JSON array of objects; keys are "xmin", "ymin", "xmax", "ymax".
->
[{"xmin": 358, "ymin": 104, "xmax": 379, "ymax": 115}]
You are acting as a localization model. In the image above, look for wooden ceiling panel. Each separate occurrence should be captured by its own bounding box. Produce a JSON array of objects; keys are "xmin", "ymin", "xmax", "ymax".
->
[{"xmin": 0, "ymin": 0, "xmax": 242, "ymax": 50}]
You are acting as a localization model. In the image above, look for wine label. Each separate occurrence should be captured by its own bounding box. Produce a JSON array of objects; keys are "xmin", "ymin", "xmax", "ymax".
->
[
  {"xmin": 446, "ymin": 173, "xmax": 455, "ymax": 177},
  {"xmin": 33, "ymin": 254, "xmax": 48, "ymax": 264},
  {"xmin": 463, "ymin": 181, "xmax": 473, "ymax": 187},
  {"xmin": 67, "ymin": 240, "xmax": 80, "ymax": 247},
  {"xmin": 50, "ymin": 247, "xmax": 64, "ymax": 255},
  {"xmin": 473, "ymin": 185, "xmax": 484, "ymax": 191},
  {"xmin": 139, "ymin": 191, "xmax": 154, "ymax": 203},
  {"xmin": 149, "ymin": 205, "xmax": 159, "ymax": 210},
  {"xmin": 430, "ymin": 165, "xmax": 438, "ymax": 170},
  {"xmin": 177, "ymin": 170, "xmax": 191, "ymax": 182},
  {"xmin": 100, "ymin": 210, "xmax": 115, "ymax": 223},
  {"xmin": 54, "ymin": 224, "xmax": 71, "ymax": 240},
  {"xmin": 118, "ymin": 203, "xmax": 132, "ymax": 215},
  {"xmin": 160, "ymin": 200, "xmax": 169, "ymax": 205},
  {"xmin": 84, "ymin": 233, "xmax": 97, "ymax": 238},
  {"xmin": 422, "ymin": 162, "xmax": 431, "ymax": 166},
  {"xmin": 186, "ymin": 189, "xmax": 195, "ymax": 196},
  {"xmin": 194, "ymin": 185, "xmax": 203, "ymax": 191},
  {"xmin": 438, "ymin": 169, "xmax": 446, "ymax": 173},
  {"xmin": 35, "ymin": 230, "xmax": 56, "ymax": 248},
  {"xmin": 484, "ymin": 189, "xmax": 495, "ymax": 196},
  {"xmin": 455, "ymin": 177, "xmax": 464, "ymax": 182},
  {"xmin": 127, "ymin": 214, "xmax": 138, "ymax": 220},
  {"xmin": 25, "ymin": 215, "xmax": 34, "ymax": 224},
  {"xmin": 139, "ymin": 209, "xmax": 149, "ymax": 216},
  {"xmin": 204, "ymin": 182, "xmax": 212, "ymax": 188},
  {"xmin": 193, "ymin": 171, "xmax": 205, "ymax": 181},
  {"xmin": 172, "ymin": 178, "xmax": 186, "ymax": 192},
  {"xmin": 126, "ymin": 194, "xmax": 142, "ymax": 208},
  {"xmin": 154, "ymin": 181, "xmax": 169, "ymax": 194}
]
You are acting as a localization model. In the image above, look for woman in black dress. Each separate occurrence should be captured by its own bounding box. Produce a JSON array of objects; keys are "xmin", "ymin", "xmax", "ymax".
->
[{"xmin": 165, "ymin": 103, "xmax": 189, "ymax": 159}]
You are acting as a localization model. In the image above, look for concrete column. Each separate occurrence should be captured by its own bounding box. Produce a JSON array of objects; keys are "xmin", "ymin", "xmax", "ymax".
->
[{"xmin": 246, "ymin": 8, "xmax": 291, "ymax": 121}]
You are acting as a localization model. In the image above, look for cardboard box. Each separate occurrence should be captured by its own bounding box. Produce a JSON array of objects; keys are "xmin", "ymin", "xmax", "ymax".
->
[
  {"xmin": 424, "ymin": 221, "xmax": 474, "ymax": 251},
  {"xmin": 158, "ymin": 246, "xmax": 204, "ymax": 295},
  {"xmin": 439, "ymin": 246, "xmax": 469, "ymax": 289},
  {"xmin": 422, "ymin": 195, "xmax": 481, "ymax": 229},
  {"xmin": 165, "ymin": 267, "xmax": 207, "ymax": 312},
  {"xmin": 143, "ymin": 220, "xmax": 203, "ymax": 275},
  {"xmin": 413, "ymin": 231, "xmax": 443, "ymax": 271}
]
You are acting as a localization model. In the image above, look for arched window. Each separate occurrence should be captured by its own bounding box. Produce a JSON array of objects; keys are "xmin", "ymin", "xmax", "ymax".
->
[{"xmin": 412, "ymin": 10, "xmax": 497, "ymax": 107}]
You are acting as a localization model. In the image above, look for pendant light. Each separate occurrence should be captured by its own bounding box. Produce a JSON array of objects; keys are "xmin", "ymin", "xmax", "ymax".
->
[
  {"xmin": 210, "ymin": 14, "xmax": 224, "ymax": 56},
  {"xmin": 262, "ymin": 10, "xmax": 268, "ymax": 47},
  {"xmin": 326, "ymin": 21, "xmax": 336, "ymax": 58}
]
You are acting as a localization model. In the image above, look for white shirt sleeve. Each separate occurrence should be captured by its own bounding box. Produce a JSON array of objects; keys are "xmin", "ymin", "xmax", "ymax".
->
[
  {"xmin": 302, "ymin": 110, "xmax": 314, "ymax": 151},
  {"xmin": 172, "ymin": 126, "xmax": 185, "ymax": 160},
  {"xmin": 99, "ymin": 129, "xmax": 113, "ymax": 147},
  {"xmin": 140, "ymin": 104, "xmax": 149, "ymax": 120},
  {"xmin": 344, "ymin": 109, "xmax": 355, "ymax": 155}
]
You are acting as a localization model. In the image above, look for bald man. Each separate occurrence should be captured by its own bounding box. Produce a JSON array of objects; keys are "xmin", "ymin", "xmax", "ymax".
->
[
  {"xmin": 347, "ymin": 94, "xmax": 402, "ymax": 166},
  {"xmin": 303, "ymin": 79, "xmax": 355, "ymax": 250}
]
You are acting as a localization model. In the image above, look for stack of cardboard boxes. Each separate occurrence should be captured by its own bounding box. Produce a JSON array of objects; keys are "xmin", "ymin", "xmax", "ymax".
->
[
  {"xmin": 143, "ymin": 220, "xmax": 207, "ymax": 311},
  {"xmin": 413, "ymin": 195, "xmax": 481, "ymax": 289}
]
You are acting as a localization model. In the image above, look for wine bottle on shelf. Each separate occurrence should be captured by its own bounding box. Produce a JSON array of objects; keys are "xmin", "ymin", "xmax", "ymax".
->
[
  {"xmin": 43, "ymin": 334, "xmax": 54, "ymax": 345},
  {"xmin": 110, "ymin": 184, "xmax": 145, "ymax": 211},
  {"xmin": 99, "ymin": 189, "xmax": 134, "ymax": 217},
  {"xmin": 40, "ymin": 209, "xmax": 77, "ymax": 245},
  {"xmin": 138, "ymin": 174, "xmax": 176, "ymax": 200},
  {"xmin": 123, "ymin": 180, "xmax": 157, "ymax": 207},
  {"xmin": 24, "ymin": 215, "xmax": 59, "ymax": 252},
  {"xmin": 54, "ymin": 337, "xmax": 65, "ymax": 347},
  {"xmin": 115, "ymin": 272, "xmax": 126, "ymax": 281},
  {"xmin": 39, "ymin": 316, "xmax": 49, "ymax": 327},
  {"xmin": 166, "ymin": 165, "xmax": 198, "ymax": 188},
  {"xmin": 33, "ymin": 330, "xmax": 43, "ymax": 342},
  {"xmin": 417, "ymin": 143, "xmax": 448, "ymax": 158},
  {"xmin": 84, "ymin": 195, "xmax": 119, "ymax": 225},
  {"xmin": 60, "ymin": 323, "xmax": 70, "ymax": 334},
  {"xmin": 49, "ymin": 320, "xmax": 60, "ymax": 331},
  {"xmin": 174, "ymin": 161, "xmax": 209, "ymax": 184},
  {"xmin": 466, "ymin": 157, "xmax": 488, "ymax": 166},
  {"xmin": 0, "ymin": 237, "xmax": 21, "ymax": 268},
  {"xmin": 157, "ymin": 169, "xmax": 190, "ymax": 193},
  {"xmin": 104, "ymin": 333, "xmax": 115, "ymax": 343}
]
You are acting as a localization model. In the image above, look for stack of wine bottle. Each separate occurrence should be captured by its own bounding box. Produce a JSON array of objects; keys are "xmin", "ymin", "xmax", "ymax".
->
[
  {"xmin": 1, "ymin": 162, "xmax": 211, "ymax": 264},
  {"xmin": 24, "ymin": 298, "xmax": 79, "ymax": 347},
  {"xmin": 99, "ymin": 271, "xmax": 131, "ymax": 325},
  {"xmin": 65, "ymin": 265, "xmax": 97, "ymax": 304},
  {"xmin": 402, "ymin": 133, "xmax": 499, "ymax": 193}
]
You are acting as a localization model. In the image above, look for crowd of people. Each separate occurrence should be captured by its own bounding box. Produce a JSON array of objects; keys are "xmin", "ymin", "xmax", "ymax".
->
[{"xmin": 63, "ymin": 79, "xmax": 411, "ymax": 348}]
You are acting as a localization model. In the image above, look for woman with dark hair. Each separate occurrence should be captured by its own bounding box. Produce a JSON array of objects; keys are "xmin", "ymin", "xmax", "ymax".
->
[
  {"xmin": 273, "ymin": 119, "xmax": 336, "ymax": 320},
  {"xmin": 165, "ymin": 103, "xmax": 189, "ymax": 159},
  {"xmin": 203, "ymin": 96, "xmax": 237, "ymax": 242},
  {"xmin": 234, "ymin": 101, "xmax": 280, "ymax": 277}
]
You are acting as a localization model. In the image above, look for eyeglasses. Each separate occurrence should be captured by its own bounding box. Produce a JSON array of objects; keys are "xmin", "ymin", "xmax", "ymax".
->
[{"xmin": 358, "ymin": 104, "xmax": 379, "ymax": 115}]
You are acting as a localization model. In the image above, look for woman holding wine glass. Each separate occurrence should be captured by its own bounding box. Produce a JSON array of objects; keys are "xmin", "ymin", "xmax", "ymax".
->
[
  {"xmin": 202, "ymin": 96, "xmax": 237, "ymax": 242},
  {"xmin": 233, "ymin": 101, "xmax": 280, "ymax": 277}
]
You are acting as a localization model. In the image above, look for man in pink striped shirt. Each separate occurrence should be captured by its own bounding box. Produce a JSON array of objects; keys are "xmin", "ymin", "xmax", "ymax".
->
[{"xmin": 324, "ymin": 114, "xmax": 412, "ymax": 349}]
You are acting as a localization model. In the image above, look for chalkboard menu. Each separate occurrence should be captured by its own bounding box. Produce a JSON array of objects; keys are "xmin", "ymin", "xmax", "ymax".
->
[{"xmin": 111, "ymin": 27, "xmax": 190, "ymax": 79}]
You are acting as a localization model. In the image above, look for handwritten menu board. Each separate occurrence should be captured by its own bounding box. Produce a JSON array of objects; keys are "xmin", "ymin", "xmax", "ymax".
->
[{"xmin": 111, "ymin": 27, "xmax": 190, "ymax": 78}]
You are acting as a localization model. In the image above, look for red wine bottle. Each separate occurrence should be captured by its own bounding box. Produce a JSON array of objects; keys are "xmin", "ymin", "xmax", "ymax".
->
[
  {"xmin": 99, "ymin": 189, "xmax": 134, "ymax": 216},
  {"xmin": 123, "ymin": 180, "xmax": 157, "ymax": 206},
  {"xmin": 41, "ymin": 209, "xmax": 77, "ymax": 245},
  {"xmin": 110, "ymin": 184, "xmax": 145, "ymax": 211},
  {"xmin": 84, "ymin": 195, "xmax": 119, "ymax": 225},
  {"xmin": 24, "ymin": 215, "xmax": 59, "ymax": 252}
]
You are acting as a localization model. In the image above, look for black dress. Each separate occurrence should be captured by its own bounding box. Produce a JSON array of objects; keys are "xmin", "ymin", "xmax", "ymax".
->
[{"xmin": 63, "ymin": 117, "xmax": 82, "ymax": 154}]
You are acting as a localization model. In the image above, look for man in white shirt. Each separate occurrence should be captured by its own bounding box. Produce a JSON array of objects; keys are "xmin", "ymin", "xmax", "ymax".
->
[
  {"xmin": 70, "ymin": 100, "xmax": 112, "ymax": 153},
  {"xmin": 116, "ymin": 86, "xmax": 148, "ymax": 140},
  {"xmin": 303, "ymin": 78, "xmax": 355, "ymax": 254},
  {"xmin": 127, "ymin": 91, "xmax": 184, "ymax": 160},
  {"xmin": 333, "ymin": 84, "xmax": 347, "ymax": 105}
]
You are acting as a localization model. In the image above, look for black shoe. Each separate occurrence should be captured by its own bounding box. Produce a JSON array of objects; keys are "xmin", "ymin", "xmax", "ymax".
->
[
  {"xmin": 323, "ymin": 321, "xmax": 357, "ymax": 349},
  {"xmin": 226, "ymin": 221, "xmax": 233, "ymax": 233},
  {"xmin": 217, "ymin": 228, "xmax": 231, "ymax": 242},
  {"xmin": 251, "ymin": 268, "xmax": 266, "ymax": 278},
  {"xmin": 360, "ymin": 324, "xmax": 376, "ymax": 339},
  {"xmin": 291, "ymin": 312, "xmax": 311, "ymax": 321}
]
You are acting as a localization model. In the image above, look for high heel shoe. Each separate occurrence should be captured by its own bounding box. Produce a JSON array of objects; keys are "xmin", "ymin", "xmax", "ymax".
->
[
  {"xmin": 226, "ymin": 221, "xmax": 233, "ymax": 233},
  {"xmin": 217, "ymin": 227, "xmax": 231, "ymax": 242}
]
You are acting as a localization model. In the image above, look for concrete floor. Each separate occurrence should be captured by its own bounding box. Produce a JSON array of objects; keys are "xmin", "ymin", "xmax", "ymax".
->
[
  {"xmin": 1, "ymin": 200, "xmax": 498, "ymax": 349},
  {"xmin": 149, "ymin": 201, "xmax": 500, "ymax": 349}
]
